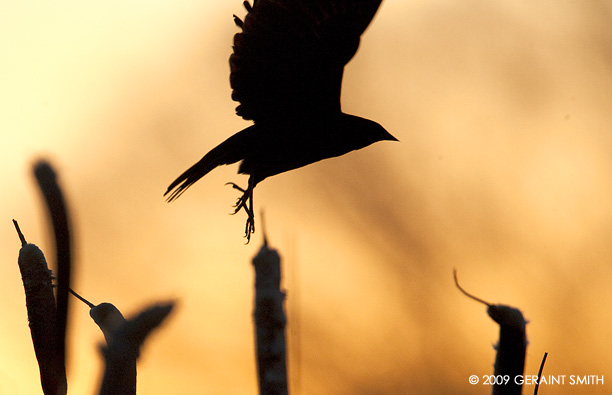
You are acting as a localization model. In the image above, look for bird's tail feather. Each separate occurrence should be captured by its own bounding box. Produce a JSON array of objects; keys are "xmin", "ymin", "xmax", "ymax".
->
[
  {"xmin": 164, "ymin": 157, "xmax": 218, "ymax": 202},
  {"xmin": 164, "ymin": 128, "xmax": 252, "ymax": 202}
]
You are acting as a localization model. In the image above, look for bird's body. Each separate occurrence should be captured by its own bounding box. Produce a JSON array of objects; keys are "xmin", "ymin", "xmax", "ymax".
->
[{"xmin": 166, "ymin": 0, "xmax": 397, "ymax": 241}]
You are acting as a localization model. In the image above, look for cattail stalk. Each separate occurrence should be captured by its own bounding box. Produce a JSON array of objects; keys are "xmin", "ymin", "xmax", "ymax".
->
[
  {"xmin": 454, "ymin": 270, "xmax": 527, "ymax": 395},
  {"xmin": 252, "ymin": 236, "xmax": 288, "ymax": 395},
  {"xmin": 14, "ymin": 220, "xmax": 67, "ymax": 395},
  {"xmin": 489, "ymin": 305, "xmax": 527, "ymax": 395},
  {"xmin": 33, "ymin": 160, "xmax": 72, "ymax": 380}
]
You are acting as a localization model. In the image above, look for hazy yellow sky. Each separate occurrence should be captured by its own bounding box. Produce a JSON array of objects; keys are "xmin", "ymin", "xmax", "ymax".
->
[{"xmin": 1, "ymin": 1, "xmax": 612, "ymax": 394}]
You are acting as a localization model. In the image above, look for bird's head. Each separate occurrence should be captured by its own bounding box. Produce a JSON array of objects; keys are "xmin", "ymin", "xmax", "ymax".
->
[{"xmin": 339, "ymin": 113, "xmax": 398, "ymax": 147}]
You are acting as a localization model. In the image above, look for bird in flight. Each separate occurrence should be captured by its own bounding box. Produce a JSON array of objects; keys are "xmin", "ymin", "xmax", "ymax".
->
[{"xmin": 165, "ymin": 0, "xmax": 397, "ymax": 243}]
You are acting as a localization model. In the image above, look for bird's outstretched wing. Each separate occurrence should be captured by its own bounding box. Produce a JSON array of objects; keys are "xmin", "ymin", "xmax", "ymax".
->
[{"xmin": 230, "ymin": 0, "xmax": 383, "ymax": 122}]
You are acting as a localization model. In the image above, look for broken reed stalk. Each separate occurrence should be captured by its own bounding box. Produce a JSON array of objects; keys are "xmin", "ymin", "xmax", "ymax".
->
[
  {"xmin": 252, "ymin": 236, "xmax": 288, "ymax": 395},
  {"xmin": 33, "ymin": 160, "xmax": 72, "ymax": 394},
  {"xmin": 78, "ymin": 288, "xmax": 174, "ymax": 395},
  {"xmin": 454, "ymin": 270, "xmax": 527, "ymax": 395},
  {"xmin": 90, "ymin": 303, "xmax": 126, "ymax": 348},
  {"xmin": 14, "ymin": 219, "xmax": 67, "ymax": 395},
  {"xmin": 98, "ymin": 302, "xmax": 174, "ymax": 395},
  {"xmin": 66, "ymin": 288, "xmax": 127, "ymax": 346},
  {"xmin": 59, "ymin": 242, "xmax": 173, "ymax": 395}
]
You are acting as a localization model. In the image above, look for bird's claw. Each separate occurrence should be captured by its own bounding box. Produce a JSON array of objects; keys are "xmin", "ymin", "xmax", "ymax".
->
[
  {"xmin": 244, "ymin": 215, "xmax": 255, "ymax": 243},
  {"xmin": 225, "ymin": 182, "xmax": 249, "ymax": 213},
  {"xmin": 225, "ymin": 181, "xmax": 255, "ymax": 243}
]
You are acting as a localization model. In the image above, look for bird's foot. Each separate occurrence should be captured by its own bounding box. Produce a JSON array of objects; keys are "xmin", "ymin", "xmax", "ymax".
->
[
  {"xmin": 226, "ymin": 182, "xmax": 249, "ymax": 211},
  {"xmin": 225, "ymin": 182, "xmax": 255, "ymax": 243}
]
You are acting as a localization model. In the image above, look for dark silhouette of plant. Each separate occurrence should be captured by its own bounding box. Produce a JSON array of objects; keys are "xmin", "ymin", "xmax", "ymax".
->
[
  {"xmin": 13, "ymin": 160, "xmax": 72, "ymax": 395},
  {"xmin": 14, "ymin": 219, "xmax": 67, "ymax": 395},
  {"xmin": 252, "ymin": 233, "xmax": 288, "ymax": 395},
  {"xmin": 455, "ymin": 270, "xmax": 527, "ymax": 395},
  {"xmin": 97, "ymin": 302, "xmax": 175, "ymax": 395},
  {"xmin": 67, "ymin": 288, "xmax": 175, "ymax": 395},
  {"xmin": 15, "ymin": 161, "xmax": 175, "ymax": 395}
]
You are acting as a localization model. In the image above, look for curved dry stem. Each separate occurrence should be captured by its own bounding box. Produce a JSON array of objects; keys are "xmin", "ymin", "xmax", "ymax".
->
[{"xmin": 453, "ymin": 269, "xmax": 491, "ymax": 307}]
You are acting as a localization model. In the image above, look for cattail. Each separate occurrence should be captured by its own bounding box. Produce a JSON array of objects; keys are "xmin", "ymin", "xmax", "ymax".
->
[
  {"xmin": 252, "ymin": 228, "xmax": 288, "ymax": 395},
  {"xmin": 488, "ymin": 305, "xmax": 527, "ymax": 395},
  {"xmin": 14, "ymin": 219, "xmax": 67, "ymax": 395},
  {"xmin": 454, "ymin": 270, "xmax": 527, "ymax": 395},
  {"xmin": 33, "ymin": 160, "xmax": 71, "ymax": 377},
  {"xmin": 66, "ymin": 287, "xmax": 174, "ymax": 395},
  {"xmin": 67, "ymin": 288, "xmax": 126, "ymax": 346},
  {"xmin": 98, "ymin": 302, "xmax": 175, "ymax": 395},
  {"xmin": 29, "ymin": 159, "xmax": 73, "ymax": 395},
  {"xmin": 89, "ymin": 303, "xmax": 126, "ymax": 346}
]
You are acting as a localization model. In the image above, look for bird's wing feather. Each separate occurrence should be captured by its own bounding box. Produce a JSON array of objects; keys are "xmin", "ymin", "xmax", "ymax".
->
[{"xmin": 230, "ymin": 0, "xmax": 383, "ymax": 122}]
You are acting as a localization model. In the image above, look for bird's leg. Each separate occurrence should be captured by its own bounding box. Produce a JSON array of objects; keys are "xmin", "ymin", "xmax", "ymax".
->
[{"xmin": 225, "ymin": 176, "xmax": 255, "ymax": 242}]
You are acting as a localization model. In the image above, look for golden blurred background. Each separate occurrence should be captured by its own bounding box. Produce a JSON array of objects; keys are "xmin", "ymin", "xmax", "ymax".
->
[{"xmin": 1, "ymin": 1, "xmax": 611, "ymax": 394}]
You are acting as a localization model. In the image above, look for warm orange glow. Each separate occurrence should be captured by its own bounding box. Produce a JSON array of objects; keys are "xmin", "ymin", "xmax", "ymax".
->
[{"xmin": 1, "ymin": 1, "xmax": 611, "ymax": 394}]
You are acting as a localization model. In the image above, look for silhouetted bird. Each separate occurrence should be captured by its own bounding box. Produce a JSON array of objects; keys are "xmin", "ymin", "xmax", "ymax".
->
[{"xmin": 165, "ymin": 0, "xmax": 397, "ymax": 242}]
